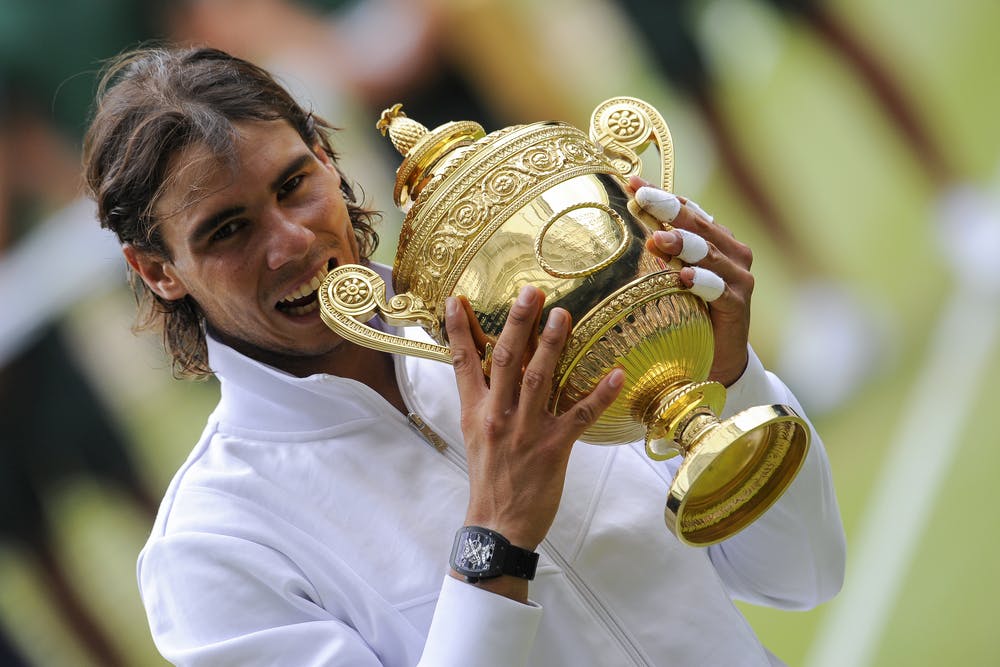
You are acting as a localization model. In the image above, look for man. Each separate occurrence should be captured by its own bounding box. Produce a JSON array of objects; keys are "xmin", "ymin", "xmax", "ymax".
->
[{"xmin": 84, "ymin": 46, "xmax": 845, "ymax": 666}]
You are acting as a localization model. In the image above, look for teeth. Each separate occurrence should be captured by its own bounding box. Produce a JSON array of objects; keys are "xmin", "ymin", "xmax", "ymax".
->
[
  {"xmin": 279, "ymin": 265, "xmax": 330, "ymax": 304},
  {"xmin": 286, "ymin": 300, "xmax": 321, "ymax": 316}
]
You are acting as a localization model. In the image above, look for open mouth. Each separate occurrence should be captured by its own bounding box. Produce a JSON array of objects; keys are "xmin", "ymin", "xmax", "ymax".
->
[{"xmin": 275, "ymin": 259, "xmax": 337, "ymax": 316}]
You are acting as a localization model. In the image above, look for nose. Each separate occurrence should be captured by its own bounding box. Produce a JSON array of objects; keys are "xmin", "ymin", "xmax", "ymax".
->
[{"xmin": 265, "ymin": 213, "xmax": 315, "ymax": 271}]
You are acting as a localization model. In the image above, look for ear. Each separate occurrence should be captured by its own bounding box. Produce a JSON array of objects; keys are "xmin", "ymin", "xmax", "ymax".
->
[{"xmin": 122, "ymin": 244, "xmax": 189, "ymax": 301}]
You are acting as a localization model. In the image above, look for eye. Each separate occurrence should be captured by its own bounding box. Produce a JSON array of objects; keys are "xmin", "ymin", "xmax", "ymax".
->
[
  {"xmin": 278, "ymin": 174, "xmax": 304, "ymax": 200},
  {"xmin": 210, "ymin": 219, "xmax": 246, "ymax": 242}
]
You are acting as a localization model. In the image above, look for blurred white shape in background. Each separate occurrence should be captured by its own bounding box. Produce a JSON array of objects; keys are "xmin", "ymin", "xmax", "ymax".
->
[
  {"xmin": 0, "ymin": 198, "xmax": 122, "ymax": 367},
  {"xmin": 776, "ymin": 279, "xmax": 890, "ymax": 414}
]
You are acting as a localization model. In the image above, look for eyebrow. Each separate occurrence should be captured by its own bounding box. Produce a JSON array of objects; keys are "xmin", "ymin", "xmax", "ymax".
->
[
  {"xmin": 189, "ymin": 205, "xmax": 246, "ymax": 245},
  {"xmin": 269, "ymin": 153, "xmax": 313, "ymax": 193},
  {"xmin": 188, "ymin": 152, "xmax": 316, "ymax": 245}
]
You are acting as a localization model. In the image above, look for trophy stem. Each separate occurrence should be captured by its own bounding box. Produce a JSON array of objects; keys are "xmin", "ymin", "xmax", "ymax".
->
[
  {"xmin": 642, "ymin": 381, "xmax": 727, "ymax": 461},
  {"xmin": 643, "ymin": 382, "xmax": 812, "ymax": 546}
]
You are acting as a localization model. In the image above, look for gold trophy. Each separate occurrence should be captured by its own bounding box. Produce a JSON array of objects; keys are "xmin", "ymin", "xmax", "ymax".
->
[{"xmin": 318, "ymin": 97, "xmax": 809, "ymax": 546}]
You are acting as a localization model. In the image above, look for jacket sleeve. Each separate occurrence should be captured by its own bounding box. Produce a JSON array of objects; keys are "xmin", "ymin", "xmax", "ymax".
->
[
  {"xmin": 139, "ymin": 532, "xmax": 392, "ymax": 666},
  {"xmin": 140, "ymin": 530, "xmax": 544, "ymax": 666},
  {"xmin": 418, "ymin": 575, "xmax": 543, "ymax": 666},
  {"xmin": 704, "ymin": 347, "xmax": 846, "ymax": 610}
]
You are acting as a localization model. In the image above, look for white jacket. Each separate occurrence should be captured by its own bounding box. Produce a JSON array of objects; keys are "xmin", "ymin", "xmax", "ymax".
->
[{"xmin": 138, "ymin": 328, "xmax": 844, "ymax": 666}]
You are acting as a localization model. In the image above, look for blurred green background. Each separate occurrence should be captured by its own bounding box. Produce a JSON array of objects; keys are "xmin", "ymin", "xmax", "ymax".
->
[{"xmin": 2, "ymin": 0, "xmax": 999, "ymax": 665}]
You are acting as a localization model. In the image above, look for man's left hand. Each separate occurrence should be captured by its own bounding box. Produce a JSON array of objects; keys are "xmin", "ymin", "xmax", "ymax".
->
[{"xmin": 629, "ymin": 176, "xmax": 752, "ymax": 387}]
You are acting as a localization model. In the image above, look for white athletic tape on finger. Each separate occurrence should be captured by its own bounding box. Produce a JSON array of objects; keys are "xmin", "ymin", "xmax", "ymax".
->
[
  {"xmin": 689, "ymin": 267, "xmax": 725, "ymax": 302},
  {"xmin": 635, "ymin": 186, "xmax": 681, "ymax": 223},
  {"xmin": 686, "ymin": 199, "xmax": 714, "ymax": 223},
  {"xmin": 676, "ymin": 229, "xmax": 709, "ymax": 263}
]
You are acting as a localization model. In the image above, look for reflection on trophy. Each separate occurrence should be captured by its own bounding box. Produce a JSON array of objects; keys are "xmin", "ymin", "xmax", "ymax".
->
[{"xmin": 318, "ymin": 97, "xmax": 809, "ymax": 546}]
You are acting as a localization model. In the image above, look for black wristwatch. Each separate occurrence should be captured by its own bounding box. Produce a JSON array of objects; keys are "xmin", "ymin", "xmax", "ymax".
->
[{"xmin": 450, "ymin": 526, "xmax": 539, "ymax": 583}]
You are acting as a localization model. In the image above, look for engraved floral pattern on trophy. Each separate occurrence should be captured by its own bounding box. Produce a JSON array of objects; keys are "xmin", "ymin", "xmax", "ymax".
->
[{"xmin": 335, "ymin": 276, "xmax": 371, "ymax": 306}]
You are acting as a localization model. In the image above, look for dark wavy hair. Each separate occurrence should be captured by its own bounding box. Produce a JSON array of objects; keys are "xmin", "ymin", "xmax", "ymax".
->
[{"xmin": 83, "ymin": 46, "xmax": 380, "ymax": 379}]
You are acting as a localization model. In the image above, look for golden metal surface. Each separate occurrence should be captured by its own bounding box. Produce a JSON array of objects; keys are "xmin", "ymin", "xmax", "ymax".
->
[
  {"xmin": 318, "ymin": 97, "xmax": 810, "ymax": 543},
  {"xmin": 534, "ymin": 201, "xmax": 629, "ymax": 279}
]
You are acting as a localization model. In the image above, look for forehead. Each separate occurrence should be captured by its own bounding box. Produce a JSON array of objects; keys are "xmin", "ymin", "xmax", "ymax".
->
[{"xmin": 155, "ymin": 120, "xmax": 307, "ymax": 221}]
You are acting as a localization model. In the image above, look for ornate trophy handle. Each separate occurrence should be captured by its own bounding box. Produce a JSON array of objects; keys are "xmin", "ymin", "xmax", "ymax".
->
[
  {"xmin": 589, "ymin": 96, "xmax": 674, "ymax": 192},
  {"xmin": 318, "ymin": 264, "xmax": 453, "ymax": 364}
]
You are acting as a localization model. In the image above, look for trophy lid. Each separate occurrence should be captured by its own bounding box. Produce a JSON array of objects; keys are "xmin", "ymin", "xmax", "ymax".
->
[{"xmin": 376, "ymin": 104, "xmax": 486, "ymax": 210}]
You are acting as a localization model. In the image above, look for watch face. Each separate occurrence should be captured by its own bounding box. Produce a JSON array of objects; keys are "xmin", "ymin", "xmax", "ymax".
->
[{"xmin": 456, "ymin": 530, "xmax": 497, "ymax": 574}]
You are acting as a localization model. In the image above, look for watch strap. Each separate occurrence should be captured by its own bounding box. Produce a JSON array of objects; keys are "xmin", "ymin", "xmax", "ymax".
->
[
  {"xmin": 451, "ymin": 526, "xmax": 539, "ymax": 583},
  {"xmin": 499, "ymin": 535, "xmax": 539, "ymax": 580}
]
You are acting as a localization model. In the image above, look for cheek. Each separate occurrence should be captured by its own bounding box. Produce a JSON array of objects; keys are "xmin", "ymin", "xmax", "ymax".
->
[
  {"xmin": 184, "ymin": 256, "xmax": 260, "ymax": 307},
  {"xmin": 304, "ymin": 186, "xmax": 338, "ymax": 225},
  {"xmin": 317, "ymin": 191, "xmax": 358, "ymax": 250}
]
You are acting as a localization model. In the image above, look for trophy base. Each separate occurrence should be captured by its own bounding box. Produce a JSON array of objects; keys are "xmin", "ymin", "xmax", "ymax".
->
[{"xmin": 663, "ymin": 404, "xmax": 810, "ymax": 546}]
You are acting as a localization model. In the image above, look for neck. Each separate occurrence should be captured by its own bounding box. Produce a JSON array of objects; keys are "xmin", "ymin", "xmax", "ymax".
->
[
  {"xmin": 216, "ymin": 332, "xmax": 408, "ymax": 414},
  {"xmin": 329, "ymin": 344, "xmax": 407, "ymax": 414}
]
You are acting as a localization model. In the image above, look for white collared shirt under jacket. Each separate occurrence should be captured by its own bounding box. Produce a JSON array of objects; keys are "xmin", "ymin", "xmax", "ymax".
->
[{"xmin": 138, "ymin": 326, "xmax": 845, "ymax": 667}]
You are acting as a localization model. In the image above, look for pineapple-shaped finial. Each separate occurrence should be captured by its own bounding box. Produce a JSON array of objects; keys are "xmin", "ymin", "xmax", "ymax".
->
[
  {"xmin": 376, "ymin": 103, "xmax": 487, "ymax": 208},
  {"xmin": 377, "ymin": 104, "xmax": 428, "ymax": 157}
]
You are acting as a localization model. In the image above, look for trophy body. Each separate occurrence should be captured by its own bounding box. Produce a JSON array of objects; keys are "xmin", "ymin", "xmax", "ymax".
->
[{"xmin": 319, "ymin": 98, "xmax": 809, "ymax": 545}]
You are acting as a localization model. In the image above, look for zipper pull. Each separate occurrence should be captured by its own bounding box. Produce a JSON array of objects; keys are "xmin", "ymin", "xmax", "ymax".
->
[{"xmin": 407, "ymin": 412, "xmax": 448, "ymax": 453}]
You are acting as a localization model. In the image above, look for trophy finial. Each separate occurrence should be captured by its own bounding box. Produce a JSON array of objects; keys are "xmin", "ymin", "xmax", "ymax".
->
[
  {"xmin": 377, "ymin": 104, "xmax": 487, "ymax": 208},
  {"xmin": 377, "ymin": 103, "xmax": 428, "ymax": 158}
]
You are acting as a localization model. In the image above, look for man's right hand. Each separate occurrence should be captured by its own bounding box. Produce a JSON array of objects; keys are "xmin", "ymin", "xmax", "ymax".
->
[{"xmin": 445, "ymin": 286, "xmax": 624, "ymax": 568}]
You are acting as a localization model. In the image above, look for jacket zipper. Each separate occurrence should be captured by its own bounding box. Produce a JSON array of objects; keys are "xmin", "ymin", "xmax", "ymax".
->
[
  {"xmin": 406, "ymin": 413, "xmax": 448, "ymax": 453},
  {"xmin": 403, "ymin": 406, "xmax": 650, "ymax": 666}
]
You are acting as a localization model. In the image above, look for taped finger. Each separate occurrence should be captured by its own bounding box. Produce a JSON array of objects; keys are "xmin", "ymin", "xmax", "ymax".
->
[
  {"xmin": 689, "ymin": 267, "xmax": 725, "ymax": 302},
  {"xmin": 676, "ymin": 229, "xmax": 709, "ymax": 263},
  {"xmin": 635, "ymin": 186, "xmax": 681, "ymax": 223},
  {"xmin": 685, "ymin": 199, "xmax": 714, "ymax": 224}
]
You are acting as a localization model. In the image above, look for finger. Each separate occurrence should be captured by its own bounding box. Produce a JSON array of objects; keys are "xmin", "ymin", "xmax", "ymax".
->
[
  {"xmin": 680, "ymin": 198, "xmax": 714, "ymax": 224},
  {"xmin": 649, "ymin": 221, "xmax": 751, "ymax": 295},
  {"xmin": 635, "ymin": 187, "xmax": 733, "ymax": 256},
  {"xmin": 517, "ymin": 307, "xmax": 570, "ymax": 416},
  {"xmin": 670, "ymin": 198, "xmax": 742, "ymax": 258},
  {"xmin": 521, "ymin": 297, "xmax": 545, "ymax": 374},
  {"xmin": 677, "ymin": 198, "xmax": 735, "ymax": 241},
  {"xmin": 488, "ymin": 285, "xmax": 543, "ymax": 405},
  {"xmin": 650, "ymin": 228, "xmax": 708, "ymax": 263},
  {"xmin": 459, "ymin": 296, "xmax": 495, "ymax": 361},
  {"xmin": 626, "ymin": 174, "xmax": 653, "ymax": 195},
  {"xmin": 686, "ymin": 267, "xmax": 726, "ymax": 302},
  {"xmin": 445, "ymin": 296, "xmax": 488, "ymax": 401},
  {"xmin": 560, "ymin": 367, "xmax": 625, "ymax": 441},
  {"xmin": 675, "ymin": 229, "xmax": 709, "ymax": 263},
  {"xmin": 634, "ymin": 186, "xmax": 681, "ymax": 224}
]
